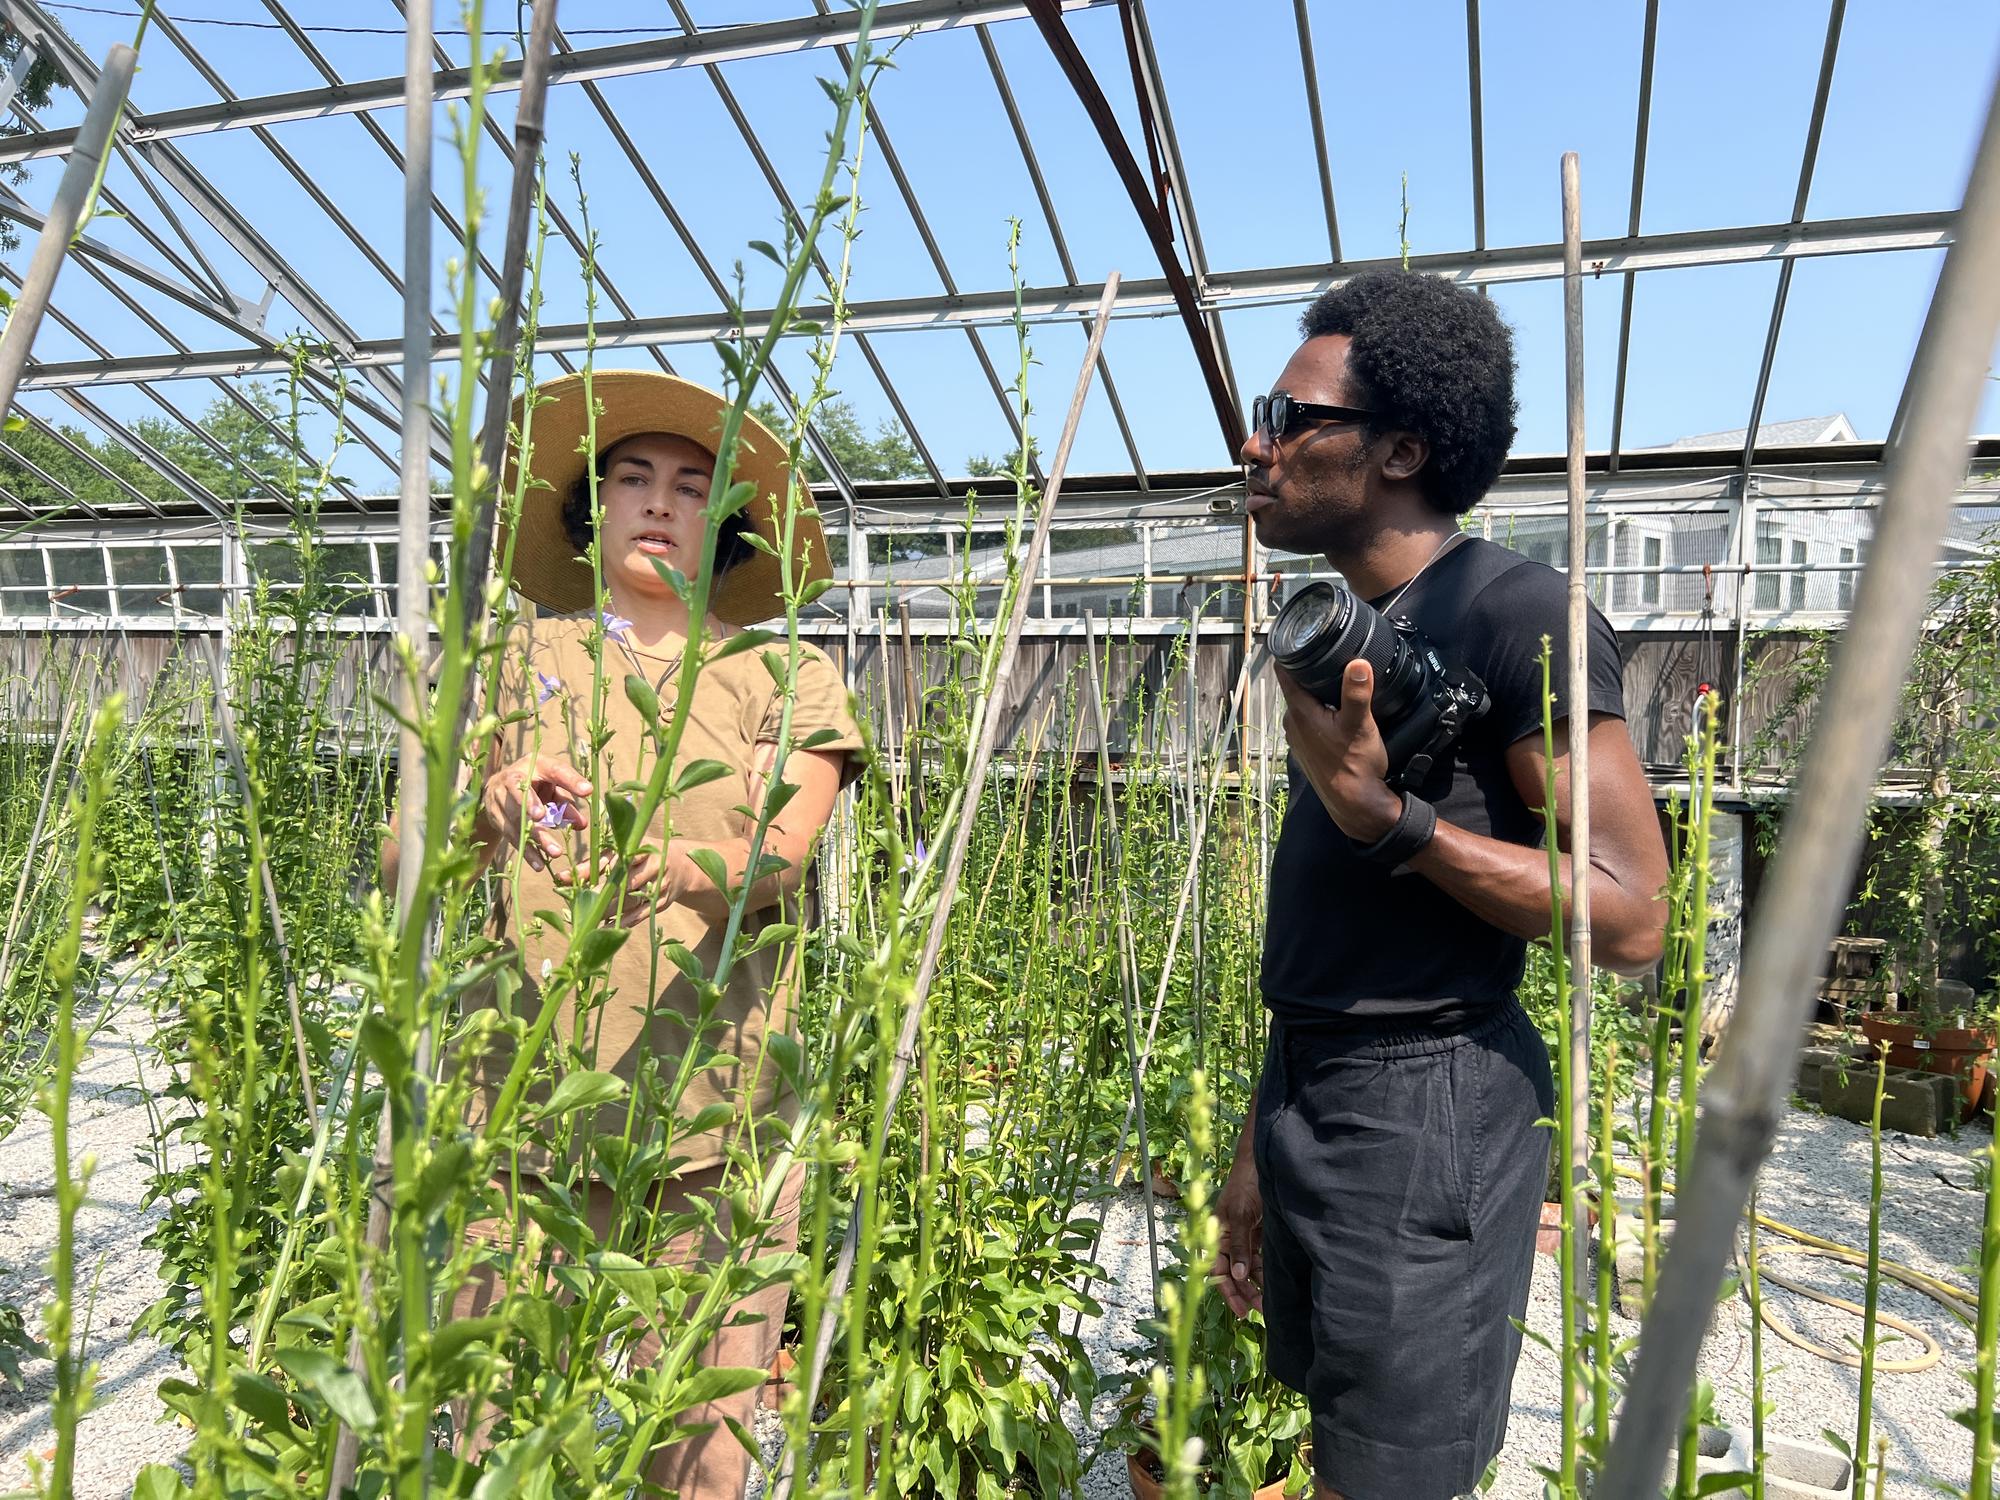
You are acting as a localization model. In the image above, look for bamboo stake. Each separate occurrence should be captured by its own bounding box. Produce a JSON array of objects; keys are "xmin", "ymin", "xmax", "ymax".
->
[
  {"xmin": 1560, "ymin": 150, "xmax": 1595, "ymax": 1317},
  {"xmin": 782, "ymin": 275, "xmax": 1121, "ymax": 1484},
  {"xmin": 0, "ymin": 44, "xmax": 136, "ymax": 420},
  {"xmin": 460, "ymin": 0, "xmax": 564, "ymax": 631},
  {"xmin": 330, "ymin": 6, "xmax": 435, "ymax": 1491},
  {"xmin": 1599, "ymin": 72, "xmax": 2000, "ymax": 1499}
]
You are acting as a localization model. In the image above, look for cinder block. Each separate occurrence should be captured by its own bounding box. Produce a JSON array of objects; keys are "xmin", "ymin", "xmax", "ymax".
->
[
  {"xmin": 1795, "ymin": 1044, "xmax": 1847, "ymax": 1103},
  {"xmin": 1818, "ymin": 1062, "xmax": 1951, "ymax": 1137},
  {"xmin": 1724, "ymin": 1430, "xmax": 1853, "ymax": 1500},
  {"xmin": 1610, "ymin": 1206, "xmax": 1672, "ymax": 1321},
  {"xmin": 1662, "ymin": 1426, "xmax": 1750, "ymax": 1489}
]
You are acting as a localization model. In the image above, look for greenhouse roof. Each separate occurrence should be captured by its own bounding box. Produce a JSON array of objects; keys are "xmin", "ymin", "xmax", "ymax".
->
[{"xmin": 0, "ymin": 0, "xmax": 1996, "ymax": 527}]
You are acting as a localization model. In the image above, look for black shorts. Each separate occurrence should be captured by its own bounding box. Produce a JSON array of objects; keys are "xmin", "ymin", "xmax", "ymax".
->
[{"xmin": 1253, "ymin": 1000, "xmax": 1555, "ymax": 1500}]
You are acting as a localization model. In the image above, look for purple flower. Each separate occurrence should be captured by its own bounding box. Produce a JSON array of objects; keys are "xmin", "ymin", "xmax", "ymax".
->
[
  {"xmin": 598, "ymin": 609, "xmax": 633, "ymax": 643},
  {"xmin": 534, "ymin": 670, "xmax": 562, "ymax": 705},
  {"xmin": 537, "ymin": 801, "xmax": 575, "ymax": 831}
]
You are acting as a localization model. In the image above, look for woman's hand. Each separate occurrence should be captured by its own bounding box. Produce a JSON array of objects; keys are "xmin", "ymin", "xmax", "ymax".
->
[{"xmin": 478, "ymin": 753, "xmax": 592, "ymax": 872}]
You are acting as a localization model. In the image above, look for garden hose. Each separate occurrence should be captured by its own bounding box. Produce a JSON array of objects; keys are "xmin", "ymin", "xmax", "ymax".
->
[{"xmin": 1606, "ymin": 1164, "xmax": 1977, "ymax": 1373}]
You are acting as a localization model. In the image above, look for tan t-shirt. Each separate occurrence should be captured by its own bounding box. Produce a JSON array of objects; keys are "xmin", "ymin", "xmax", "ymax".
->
[{"xmin": 466, "ymin": 615, "xmax": 861, "ymax": 1173}]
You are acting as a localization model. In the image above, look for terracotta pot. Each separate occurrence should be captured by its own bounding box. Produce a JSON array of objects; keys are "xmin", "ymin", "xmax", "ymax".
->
[
  {"xmin": 1535, "ymin": 1200, "xmax": 1601, "ymax": 1257},
  {"xmin": 1858, "ymin": 1013, "xmax": 1996, "ymax": 1124},
  {"xmin": 1148, "ymin": 1166, "xmax": 1183, "ymax": 1202},
  {"xmin": 760, "ymin": 1346, "xmax": 797, "ymax": 1411},
  {"xmin": 1126, "ymin": 1447, "xmax": 1308, "ymax": 1499}
]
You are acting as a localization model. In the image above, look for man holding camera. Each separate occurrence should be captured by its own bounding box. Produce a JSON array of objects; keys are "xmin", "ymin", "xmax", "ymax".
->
[{"xmin": 1214, "ymin": 272, "xmax": 1669, "ymax": 1500}]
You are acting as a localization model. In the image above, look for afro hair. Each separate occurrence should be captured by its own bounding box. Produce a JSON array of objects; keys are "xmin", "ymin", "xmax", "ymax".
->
[{"xmin": 1299, "ymin": 272, "xmax": 1518, "ymax": 515}]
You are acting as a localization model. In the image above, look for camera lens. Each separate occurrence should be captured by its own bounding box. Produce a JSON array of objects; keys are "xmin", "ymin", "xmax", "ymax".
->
[{"xmin": 1270, "ymin": 582, "xmax": 1427, "ymax": 717}]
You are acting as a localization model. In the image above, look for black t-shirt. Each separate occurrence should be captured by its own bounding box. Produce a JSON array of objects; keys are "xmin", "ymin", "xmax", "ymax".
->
[{"xmin": 1261, "ymin": 536, "xmax": 1627, "ymax": 1033}]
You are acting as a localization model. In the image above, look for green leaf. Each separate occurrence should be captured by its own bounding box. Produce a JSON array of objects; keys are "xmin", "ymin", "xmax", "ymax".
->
[
  {"xmin": 273, "ymin": 1347, "xmax": 377, "ymax": 1432},
  {"xmin": 576, "ymin": 925, "xmax": 630, "ymax": 968},
  {"xmin": 471, "ymin": 1422, "xmax": 566, "ymax": 1500},
  {"xmin": 673, "ymin": 1365, "xmax": 767, "ymax": 1410},
  {"xmin": 1695, "ymin": 1472, "xmax": 1754, "ymax": 1497},
  {"xmin": 674, "ymin": 759, "xmax": 734, "ymax": 795},
  {"xmin": 748, "ymin": 239, "xmax": 784, "ymax": 266},
  {"xmin": 686, "ymin": 846, "xmax": 731, "ymax": 895},
  {"xmin": 605, "ymin": 792, "xmax": 638, "ymax": 852},
  {"xmin": 132, "ymin": 1466, "xmax": 190, "ymax": 1500},
  {"xmin": 357, "ymin": 1012, "xmax": 408, "ymax": 1091},
  {"xmin": 586, "ymin": 1250, "xmax": 660, "ymax": 1322},
  {"xmin": 417, "ymin": 1139, "xmax": 472, "ymax": 1220},
  {"xmin": 538, "ymin": 1069, "xmax": 626, "ymax": 1119},
  {"xmin": 433, "ymin": 1313, "xmax": 508, "ymax": 1371},
  {"xmin": 227, "ymin": 1370, "xmax": 295, "ymax": 1434},
  {"xmin": 623, "ymin": 673, "xmax": 660, "ymax": 724}
]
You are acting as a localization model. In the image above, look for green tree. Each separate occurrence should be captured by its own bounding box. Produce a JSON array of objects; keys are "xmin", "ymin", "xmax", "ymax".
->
[
  {"xmin": 0, "ymin": 384, "xmax": 294, "ymax": 512},
  {"xmin": 965, "ymin": 438, "xmax": 1038, "ymax": 479},
  {"xmin": 0, "ymin": 32, "xmax": 66, "ymax": 257},
  {"xmin": 751, "ymin": 396, "xmax": 924, "ymax": 483}
]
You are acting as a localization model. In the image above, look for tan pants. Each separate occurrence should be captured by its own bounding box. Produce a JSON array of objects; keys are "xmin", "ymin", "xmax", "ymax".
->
[{"xmin": 452, "ymin": 1160, "xmax": 806, "ymax": 1498}]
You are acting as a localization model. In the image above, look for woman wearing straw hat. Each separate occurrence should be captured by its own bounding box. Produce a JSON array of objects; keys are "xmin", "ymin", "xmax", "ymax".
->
[{"xmin": 449, "ymin": 370, "xmax": 860, "ymax": 1494}]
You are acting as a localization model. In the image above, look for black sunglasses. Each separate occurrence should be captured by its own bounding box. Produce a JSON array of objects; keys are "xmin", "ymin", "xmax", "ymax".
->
[{"xmin": 1252, "ymin": 390, "xmax": 1378, "ymax": 441}]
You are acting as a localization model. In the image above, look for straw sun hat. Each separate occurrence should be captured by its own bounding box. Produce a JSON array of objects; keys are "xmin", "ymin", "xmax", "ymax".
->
[{"xmin": 502, "ymin": 369, "xmax": 831, "ymax": 626}]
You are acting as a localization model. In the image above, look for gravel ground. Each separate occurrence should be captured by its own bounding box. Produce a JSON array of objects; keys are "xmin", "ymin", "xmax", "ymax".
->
[
  {"xmin": 0, "ymin": 992, "xmax": 1986, "ymax": 1498},
  {"xmin": 0, "ymin": 977, "xmax": 193, "ymax": 1496}
]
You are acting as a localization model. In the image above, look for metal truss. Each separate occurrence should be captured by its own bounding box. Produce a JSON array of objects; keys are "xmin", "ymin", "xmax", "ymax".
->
[{"xmin": 0, "ymin": 0, "xmax": 1981, "ymax": 531}]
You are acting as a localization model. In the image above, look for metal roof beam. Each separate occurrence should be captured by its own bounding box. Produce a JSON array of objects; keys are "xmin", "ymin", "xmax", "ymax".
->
[
  {"xmin": 1608, "ymin": 0, "xmax": 1661, "ymax": 469},
  {"xmin": 1466, "ymin": 0, "xmax": 1486, "ymax": 254},
  {"xmin": 24, "ymin": 210, "xmax": 1953, "ymax": 390},
  {"xmin": 1291, "ymin": 0, "xmax": 1341, "ymax": 263},
  {"xmin": 661, "ymin": 0, "xmax": 957, "ymax": 494},
  {"xmin": 545, "ymin": 23, "xmax": 865, "ymax": 511},
  {"xmin": 0, "ymin": 0, "xmax": 1113, "ymax": 163},
  {"xmin": 1740, "ymin": 0, "xmax": 1848, "ymax": 474},
  {"xmin": 0, "ymin": 0, "xmax": 450, "ymax": 464},
  {"xmin": 975, "ymin": 22, "xmax": 1147, "ymax": 485},
  {"xmin": 1125, "ymin": 0, "xmax": 1243, "ymax": 428},
  {"xmin": 10, "ymin": 406, "xmax": 168, "ymax": 517}
]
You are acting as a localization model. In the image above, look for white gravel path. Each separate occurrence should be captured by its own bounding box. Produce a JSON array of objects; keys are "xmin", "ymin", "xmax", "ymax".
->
[
  {"xmin": 0, "ymin": 992, "xmax": 1987, "ymax": 1498},
  {"xmin": 0, "ymin": 984, "xmax": 192, "ymax": 1497}
]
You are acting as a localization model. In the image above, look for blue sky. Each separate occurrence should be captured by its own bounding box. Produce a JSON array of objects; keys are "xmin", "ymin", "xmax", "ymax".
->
[{"xmin": 13, "ymin": 0, "xmax": 2000, "ymax": 492}]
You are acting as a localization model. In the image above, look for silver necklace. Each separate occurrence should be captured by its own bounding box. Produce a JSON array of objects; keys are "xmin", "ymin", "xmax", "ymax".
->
[{"xmin": 1379, "ymin": 530, "xmax": 1467, "ymax": 618}]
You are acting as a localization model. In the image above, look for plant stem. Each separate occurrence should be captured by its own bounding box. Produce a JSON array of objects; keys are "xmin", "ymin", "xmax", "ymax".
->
[{"xmin": 1852, "ymin": 1050, "xmax": 1887, "ymax": 1500}]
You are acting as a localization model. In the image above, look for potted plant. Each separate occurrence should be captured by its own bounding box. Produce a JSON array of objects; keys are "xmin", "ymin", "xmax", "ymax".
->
[
  {"xmin": 1751, "ymin": 541, "xmax": 2000, "ymax": 1122},
  {"xmin": 1102, "ymin": 1261, "xmax": 1314, "ymax": 1499}
]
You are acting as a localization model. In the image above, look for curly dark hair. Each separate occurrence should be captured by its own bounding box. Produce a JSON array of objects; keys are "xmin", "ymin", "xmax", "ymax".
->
[
  {"xmin": 560, "ymin": 446, "xmax": 756, "ymax": 575},
  {"xmin": 1299, "ymin": 272, "xmax": 1517, "ymax": 515}
]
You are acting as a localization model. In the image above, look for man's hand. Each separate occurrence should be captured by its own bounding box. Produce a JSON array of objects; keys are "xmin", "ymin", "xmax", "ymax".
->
[
  {"xmin": 1277, "ymin": 661, "xmax": 1403, "ymax": 844},
  {"xmin": 1211, "ymin": 1150, "xmax": 1266, "ymax": 1317},
  {"xmin": 479, "ymin": 753, "xmax": 592, "ymax": 872}
]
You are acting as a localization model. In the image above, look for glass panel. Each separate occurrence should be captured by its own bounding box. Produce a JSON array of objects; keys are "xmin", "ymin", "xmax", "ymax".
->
[
  {"xmin": 0, "ymin": 546, "xmax": 45, "ymax": 617},
  {"xmin": 1755, "ymin": 521, "xmax": 1781, "ymax": 611},
  {"xmin": 1640, "ymin": 534, "xmax": 1663, "ymax": 608},
  {"xmin": 321, "ymin": 540, "xmax": 379, "ymax": 618},
  {"xmin": 1838, "ymin": 545, "xmax": 1856, "ymax": 611},
  {"xmin": 110, "ymin": 546, "xmax": 173, "ymax": 617},
  {"xmin": 47, "ymin": 548, "xmax": 109, "ymax": 615},
  {"xmin": 174, "ymin": 543, "xmax": 224, "ymax": 617},
  {"xmin": 1789, "ymin": 538, "xmax": 1808, "ymax": 611}
]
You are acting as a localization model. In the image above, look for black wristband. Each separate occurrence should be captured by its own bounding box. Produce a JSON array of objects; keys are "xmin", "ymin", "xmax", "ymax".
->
[{"xmin": 1354, "ymin": 793, "xmax": 1437, "ymax": 869}]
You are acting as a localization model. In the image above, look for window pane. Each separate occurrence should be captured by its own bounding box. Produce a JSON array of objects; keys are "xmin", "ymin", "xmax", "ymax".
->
[
  {"xmin": 174, "ymin": 543, "xmax": 224, "ymax": 616},
  {"xmin": 1789, "ymin": 538, "xmax": 1807, "ymax": 610},
  {"xmin": 0, "ymin": 546, "xmax": 45, "ymax": 617},
  {"xmin": 110, "ymin": 547, "xmax": 172, "ymax": 616},
  {"xmin": 47, "ymin": 548, "xmax": 109, "ymax": 615}
]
